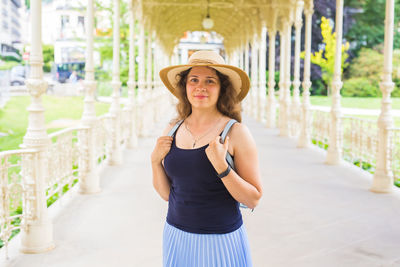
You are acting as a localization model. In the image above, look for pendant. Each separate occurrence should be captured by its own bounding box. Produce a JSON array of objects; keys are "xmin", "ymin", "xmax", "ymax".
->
[{"xmin": 193, "ymin": 141, "xmax": 196, "ymax": 148}]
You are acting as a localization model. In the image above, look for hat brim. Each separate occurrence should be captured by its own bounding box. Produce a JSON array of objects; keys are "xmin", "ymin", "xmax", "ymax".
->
[{"xmin": 159, "ymin": 64, "xmax": 250, "ymax": 101}]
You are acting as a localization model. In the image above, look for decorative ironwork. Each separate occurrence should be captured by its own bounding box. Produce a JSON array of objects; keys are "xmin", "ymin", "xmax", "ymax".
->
[
  {"xmin": 391, "ymin": 128, "xmax": 400, "ymax": 184},
  {"xmin": 0, "ymin": 149, "xmax": 38, "ymax": 257},
  {"xmin": 310, "ymin": 109, "xmax": 330, "ymax": 149},
  {"xmin": 47, "ymin": 128, "xmax": 81, "ymax": 204},
  {"xmin": 342, "ymin": 116, "xmax": 378, "ymax": 173}
]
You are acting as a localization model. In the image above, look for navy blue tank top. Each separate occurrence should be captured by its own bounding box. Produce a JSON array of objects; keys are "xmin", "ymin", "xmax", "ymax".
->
[{"xmin": 163, "ymin": 125, "xmax": 243, "ymax": 234}]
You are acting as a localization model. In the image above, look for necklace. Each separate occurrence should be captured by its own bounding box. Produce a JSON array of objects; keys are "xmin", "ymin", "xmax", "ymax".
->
[{"xmin": 184, "ymin": 117, "xmax": 222, "ymax": 148}]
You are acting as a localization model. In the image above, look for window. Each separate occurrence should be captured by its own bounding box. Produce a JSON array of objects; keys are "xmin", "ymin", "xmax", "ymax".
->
[
  {"xmin": 61, "ymin": 15, "xmax": 70, "ymax": 28},
  {"xmin": 78, "ymin": 16, "xmax": 84, "ymax": 27}
]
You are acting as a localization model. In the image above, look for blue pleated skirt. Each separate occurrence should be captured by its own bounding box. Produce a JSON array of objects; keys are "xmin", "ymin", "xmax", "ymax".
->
[{"xmin": 163, "ymin": 222, "xmax": 253, "ymax": 267}]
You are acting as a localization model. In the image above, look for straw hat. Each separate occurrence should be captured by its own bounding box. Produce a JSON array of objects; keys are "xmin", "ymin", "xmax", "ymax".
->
[{"xmin": 159, "ymin": 50, "xmax": 250, "ymax": 101}]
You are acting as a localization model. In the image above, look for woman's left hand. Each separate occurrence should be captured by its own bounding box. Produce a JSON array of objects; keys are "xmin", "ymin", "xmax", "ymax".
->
[{"xmin": 205, "ymin": 136, "xmax": 229, "ymax": 173}]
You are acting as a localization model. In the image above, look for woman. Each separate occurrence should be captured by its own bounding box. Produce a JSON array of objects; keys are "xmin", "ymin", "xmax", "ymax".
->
[{"xmin": 151, "ymin": 50, "xmax": 262, "ymax": 267}]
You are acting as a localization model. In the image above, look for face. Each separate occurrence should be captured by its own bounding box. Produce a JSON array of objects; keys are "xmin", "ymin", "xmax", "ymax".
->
[{"xmin": 186, "ymin": 66, "xmax": 221, "ymax": 109}]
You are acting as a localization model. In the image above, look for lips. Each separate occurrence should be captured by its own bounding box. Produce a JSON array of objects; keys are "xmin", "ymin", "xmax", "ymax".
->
[{"xmin": 194, "ymin": 95, "xmax": 208, "ymax": 99}]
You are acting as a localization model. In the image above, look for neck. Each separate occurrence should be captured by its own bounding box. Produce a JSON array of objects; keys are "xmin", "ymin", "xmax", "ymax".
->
[{"xmin": 188, "ymin": 107, "xmax": 221, "ymax": 124}]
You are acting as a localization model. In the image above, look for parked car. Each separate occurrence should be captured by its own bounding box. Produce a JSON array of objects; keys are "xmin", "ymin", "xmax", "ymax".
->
[
  {"xmin": 10, "ymin": 65, "xmax": 27, "ymax": 86},
  {"xmin": 55, "ymin": 62, "xmax": 85, "ymax": 83}
]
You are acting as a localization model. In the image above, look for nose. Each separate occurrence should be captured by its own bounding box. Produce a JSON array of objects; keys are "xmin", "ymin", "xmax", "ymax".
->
[{"xmin": 195, "ymin": 80, "xmax": 207, "ymax": 91}]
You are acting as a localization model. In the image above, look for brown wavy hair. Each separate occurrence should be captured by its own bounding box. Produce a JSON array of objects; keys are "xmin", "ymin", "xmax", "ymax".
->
[{"xmin": 174, "ymin": 67, "xmax": 242, "ymax": 122}]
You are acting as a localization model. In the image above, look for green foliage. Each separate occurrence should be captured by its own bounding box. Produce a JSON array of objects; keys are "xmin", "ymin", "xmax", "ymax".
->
[
  {"xmin": 94, "ymin": 0, "xmax": 136, "ymax": 86},
  {"xmin": 342, "ymin": 77, "xmax": 381, "ymax": 97},
  {"xmin": 0, "ymin": 61, "xmax": 20, "ymax": 70},
  {"xmin": 301, "ymin": 17, "xmax": 350, "ymax": 94},
  {"xmin": 0, "ymin": 55, "xmax": 21, "ymax": 63},
  {"xmin": 265, "ymin": 70, "xmax": 280, "ymax": 91},
  {"xmin": 310, "ymin": 79, "xmax": 327, "ymax": 96},
  {"xmin": 345, "ymin": 0, "xmax": 400, "ymax": 55},
  {"xmin": 42, "ymin": 44, "xmax": 54, "ymax": 73},
  {"xmin": 343, "ymin": 48, "xmax": 400, "ymax": 97},
  {"xmin": 0, "ymin": 96, "xmax": 110, "ymax": 151}
]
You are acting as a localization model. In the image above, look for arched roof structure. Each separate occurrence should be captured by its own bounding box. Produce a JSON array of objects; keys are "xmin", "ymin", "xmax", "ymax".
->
[{"xmin": 135, "ymin": 0, "xmax": 314, "ymax": 54}]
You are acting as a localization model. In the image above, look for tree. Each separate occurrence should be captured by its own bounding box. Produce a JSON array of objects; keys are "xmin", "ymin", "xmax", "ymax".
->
[
  {"xmin": 301, "ymin": 16, "xmax": 350, "ymax": 95},
  {"xmin": 42, "ymin": 44, "xmax": 54, "ymax": 73},
  {"xmin": 345, "ymin": 0, "xmax": 400, "ymax": 56}
]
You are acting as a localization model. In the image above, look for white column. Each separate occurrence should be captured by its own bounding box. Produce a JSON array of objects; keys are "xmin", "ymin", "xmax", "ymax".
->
[
  {"xmin": 266, "ymin": 30, "xmax": 277, "ymax": 128},
  {"xmin": 20, "ymin": 0, "xmax": 55, "ymax": 253},
  {"xmin": 239, "ymin": 44, "xmax": 244, "ymax": 70},
  {"xmin": 126, "ymin": 2, "xmax": 138, "ymax": 149},
  {"xmin": 244, "ymin": 42, "xmax": 250, "ymax": 119},
  {"xmin": 258, "ymin": 26, "xmax": 267, "ymax": 122},
  {"xmin": 298, "ymin": 7, "xmax": 314, "ymax": 147},
  {"xmin": 250, "ymin": 36, "xmax": 259, "ymax": 118},
  {"xmin": 147, "ymin": 34, "xmax": 153, "ymax": 92},
  {"xmin": 371, "ymin": 0, "xmax": 396, "ymax": 193},
  {"xmin": 278, "ymin": 31, "xmax": 286, "ymax": 132},
  {"xmin": 79, "ymin": 0, "xmax": 101, "ymax": 194},
  {"xmin": 245, "ymin": 41, "xmax": 250, "ymax": 76},
  {"xmin": 137, "ymin": 21, "xmax": 146, "ymax": 136},
  {"xmin": 291, "ymin": 1, "xmax": 304, "ymax": 137},
  {"xmin": 326, "ymin": 0, "xmax": 344, "ymax": 164},
  {"xmin": 144, "ymin": 33, "xmax": 153, "ymax": 135},
  {"xmin": 108, "ymin": 0, "xmax": 122, "ymax": 165},
  {"xmin": 180, "ymin": 47, "xmax": 188, "ymax": 64},
  {"xmin": 280, "ymin": 22, "xmax": 292, "ymax": 137}
]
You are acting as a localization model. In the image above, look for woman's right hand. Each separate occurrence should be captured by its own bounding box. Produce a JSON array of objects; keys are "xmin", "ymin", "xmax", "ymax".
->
[{"xmin": 151, "ymin": 136, "xmax": 173, "ymax": 164}]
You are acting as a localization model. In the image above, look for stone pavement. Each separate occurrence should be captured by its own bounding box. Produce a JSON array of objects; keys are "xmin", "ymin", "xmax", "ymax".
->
[{"xmin": 2, "ymin": 116, "xmax": 400, "ymax": 267}]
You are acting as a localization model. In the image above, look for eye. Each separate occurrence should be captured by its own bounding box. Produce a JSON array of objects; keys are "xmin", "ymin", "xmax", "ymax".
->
[
  {"xmin": 189, "ymin": 78, "xmax": 198, "ymax": 83},
  {"xmin": 206, "ymin": 79, "xmax": 216, "ymax": 84}
]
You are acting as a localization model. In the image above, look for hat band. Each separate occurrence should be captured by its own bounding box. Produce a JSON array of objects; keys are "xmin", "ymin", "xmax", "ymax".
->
[{"xmin": 189, "ymin": 59, "xmax": 221, "ymax": 65}]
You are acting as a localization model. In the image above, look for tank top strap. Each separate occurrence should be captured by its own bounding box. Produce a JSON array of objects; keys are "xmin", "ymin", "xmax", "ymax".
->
[{"xmin": 167, "ymin": 120, "xmax": 184, "ymax": 137}]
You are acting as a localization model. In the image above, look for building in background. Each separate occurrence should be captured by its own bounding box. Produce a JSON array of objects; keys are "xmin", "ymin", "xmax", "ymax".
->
[
  {"xmin": 0, "ymin": 0, "xmax": 23, "ymax": 60},
  {"xmin": 178, "ymin": 31, "xmax": 224, "ymax": 64},
  {"xmin": 42, "ymin": 0, "xmax": 86, "ymax": 64}
]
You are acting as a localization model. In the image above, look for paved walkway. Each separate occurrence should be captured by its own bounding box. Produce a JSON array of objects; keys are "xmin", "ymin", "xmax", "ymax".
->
[{"xmin": 2, "ymin": 116, "xmax": 400, "ymax": 267}]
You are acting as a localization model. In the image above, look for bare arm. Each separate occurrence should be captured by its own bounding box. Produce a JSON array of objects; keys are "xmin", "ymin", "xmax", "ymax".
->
[
  {"xmin": 205, "ymin": 123, "xmax": 262, "ymax": 209},
  {"xmin": 151, "ymin": 124, "xmax": 174, "ymax": 201}
]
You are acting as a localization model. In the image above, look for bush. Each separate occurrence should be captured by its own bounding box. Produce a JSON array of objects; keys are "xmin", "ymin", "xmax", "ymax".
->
[
  {"xmin": 342, "ymin": 78, "xmax": 381, "ymax": 97},
  {"xmin": 310, "ymin": 79, "xmax": 327, "ymax": 96},
  {"xmin": 344, "ymin": 48, "xmax": 400, "ymax": 97}
]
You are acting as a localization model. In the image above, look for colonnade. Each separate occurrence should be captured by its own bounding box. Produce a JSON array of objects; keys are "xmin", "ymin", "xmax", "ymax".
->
[
  {"xmin": 229, "ymin": 0, "xmax": 396, "ymax": 194},
  {"xmin": 15, "ymin": 0, "xmax": 172, "ymax": 253},
  {"xmin": 2, "ymin": 0, "xmax": 398, "ymax": 256}
]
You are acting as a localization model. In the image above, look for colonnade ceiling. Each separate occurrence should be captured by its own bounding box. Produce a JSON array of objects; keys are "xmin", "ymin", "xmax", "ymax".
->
[{"xmin": 133, "ymin": 0, "xmax": 314, "ymax": 55}]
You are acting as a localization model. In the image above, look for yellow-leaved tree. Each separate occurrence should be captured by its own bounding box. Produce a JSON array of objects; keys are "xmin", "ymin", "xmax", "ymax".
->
[{"xmin": 301, "ymin": 16, "xmax": 350, "ymax": 95}]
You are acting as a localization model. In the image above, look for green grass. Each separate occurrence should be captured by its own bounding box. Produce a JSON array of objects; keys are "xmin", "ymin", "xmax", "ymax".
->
[
  {"xmin": 310, "ymin": 96, "xmax": 400, "ymax": 110},
  {"xmin": 0, "ymin": 95, "xmax": 110, "ymax": 151}
]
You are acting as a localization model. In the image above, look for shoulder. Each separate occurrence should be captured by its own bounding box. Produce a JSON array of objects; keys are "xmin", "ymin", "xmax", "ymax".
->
[
  {"xmin": 228, "ymin": 122, "xmax": 257, "ymax": 153},
  {"xmin": 161, "ymin": 119, "xmax": 182, "ymax": 136}
]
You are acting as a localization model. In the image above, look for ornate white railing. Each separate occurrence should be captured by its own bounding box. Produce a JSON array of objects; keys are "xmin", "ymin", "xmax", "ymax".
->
[
  {"xmin": 310, "ymin": 109, "xmax": 330, "ymax": 149},
  {"xmin": 97, "ymin": 115, "xmax": 112, "ymax": 166},
  {"xmin": 0, "ymin": 149, "xmax": 38, "ymax": 257},
  {"xmin": 342, "ymin": 116, "xmax": 378, "ymax": 173},
  {"xmin": 309, "ymin": 110, "xmax": 400, "ymax": 182},
  {"xmin": 121, "ymin": 109, "xmax": 131, "ymax": 145},
  {"xmin": 289, "ymin": 107, "xmax": 302, "ymax": 137},
  {"xmin": 391, "ymin": 128, "xmax": 400, "ymax": 183},
  {"xmin": 47, "ymin": 127, "xmax": 86, "ymax": 204}
]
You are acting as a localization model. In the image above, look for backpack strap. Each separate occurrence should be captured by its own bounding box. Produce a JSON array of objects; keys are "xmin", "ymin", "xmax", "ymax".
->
[
  {"xmin": 167, "ymin": 120, "xmax": 184, "ymax": 137},
  {"xmin": 220, "ymin": 119, "xmax": 237, "ymax": 170}
]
